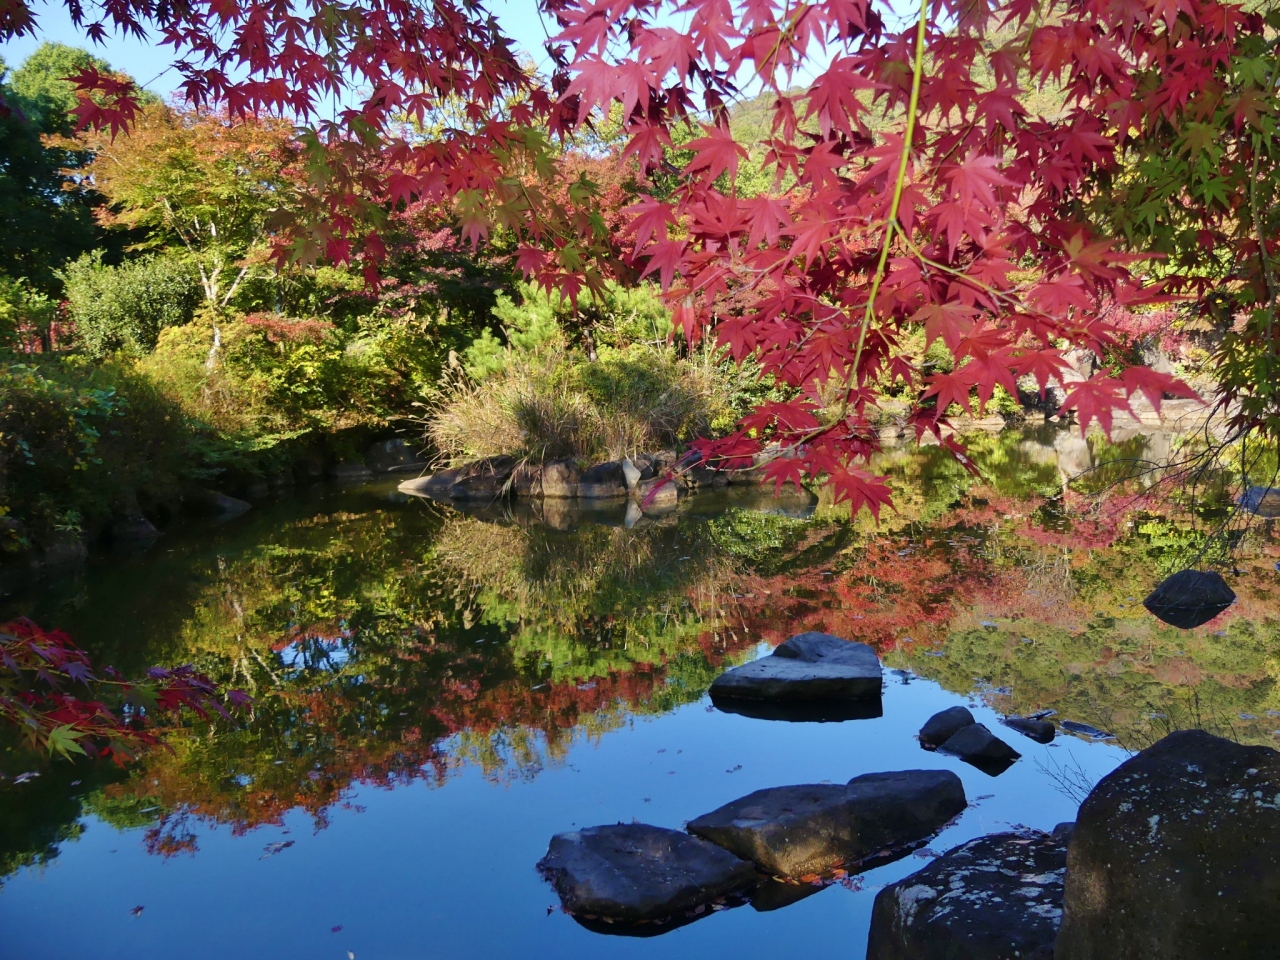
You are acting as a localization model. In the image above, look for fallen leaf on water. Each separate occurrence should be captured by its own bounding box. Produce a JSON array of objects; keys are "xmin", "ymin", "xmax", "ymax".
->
[
  {"xmin": 261, "ymin": 840, "xmax": 295, "ymax": 859},
  {"xmin": 331, "ymin": 925, "xmax": 343, "ymax": 933},
  {"xmin": 130, "ymin": 906, "xmax": 144, "ymax": 918}
]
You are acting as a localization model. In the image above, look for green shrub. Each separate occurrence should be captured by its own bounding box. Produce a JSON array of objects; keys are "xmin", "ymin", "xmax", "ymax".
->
[
  {"xmin": 0, "ymin": 276, "xmax": 56, "ymax": 350},
  {"xmin": 0, "ymin": 357, "xmax": 197, "ymax": 550},
  {"xmin": 61, "ymin": 251, "xmax": 201, "ymax": 357}
]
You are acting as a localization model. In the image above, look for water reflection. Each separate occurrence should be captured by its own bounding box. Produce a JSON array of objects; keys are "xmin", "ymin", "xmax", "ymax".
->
[{"xmin": 0, "ymin": 426, "xmax": 1276, "ymax": 960}]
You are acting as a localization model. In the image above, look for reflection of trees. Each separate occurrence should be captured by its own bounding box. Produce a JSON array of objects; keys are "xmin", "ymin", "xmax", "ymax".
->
[
  {"xmin": 731, "ymin": 431, "xmax": 1280, "ymax": 752},
  {"xmin": 78, "ymin": 501, "xmax": 797, "ymax": 856},
  {"xmin": 4, "ymin": 427, "xmax": 1276, "ymax": 875}
]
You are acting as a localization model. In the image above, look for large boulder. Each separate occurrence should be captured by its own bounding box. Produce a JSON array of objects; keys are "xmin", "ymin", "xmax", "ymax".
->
[
  {"xmin": 919, "ymin": 706, "xmax": 975, "ymax": 748},
  {"xmin": 1056, "ymin": 729, "xmax": 1280, "ymax": 959},
  {"xmin": 537, "ymin": 823, "xmax": 756, "ymax": 928},
  {"xmin": 578, "ymin": 460, "xmax": 628, "ymax": 498},
  {"xmin": 867, "ymin": 830, "xmax": 1068, "ymax": 960},
  {"xmin": 687, "ymin": 769, "xmax": 966, "ymax": 878},
  {"xmin": 709, "ymin": 632, "xmax": 883, "ymax": 715}
]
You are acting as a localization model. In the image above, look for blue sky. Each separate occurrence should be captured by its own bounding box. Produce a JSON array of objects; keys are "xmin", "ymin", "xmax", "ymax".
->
[{"xmin": 0, "ymin": 0, "xmax": 558, "ymax": 94}]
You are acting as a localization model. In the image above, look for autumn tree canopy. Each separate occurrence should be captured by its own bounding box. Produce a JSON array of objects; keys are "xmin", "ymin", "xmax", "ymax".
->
[{"xmin": 2, "ymin": 0, "xmax": 1279, "ymax": 514}]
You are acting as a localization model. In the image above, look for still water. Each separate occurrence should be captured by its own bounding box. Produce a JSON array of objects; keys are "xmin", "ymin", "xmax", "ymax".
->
[{"xmin": 0, "ymin": 427, "xmax": 1276, "ymax": 960}]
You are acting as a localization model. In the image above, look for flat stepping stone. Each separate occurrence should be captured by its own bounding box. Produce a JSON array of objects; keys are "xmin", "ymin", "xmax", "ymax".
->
[
  {"xmin": 687, "ymin": 769, "xmax": 966, "ymax": 878},
  {"xmin": 537, "ymin": 823, "xmax": 756, "ymax": 927},
  {"xmin": 867, "ymin": 830, "xmax": 1068, "ymax": 960},
  {"xmin": 709, "ymin": 632, "xmax": 882, "ymax": 711}
]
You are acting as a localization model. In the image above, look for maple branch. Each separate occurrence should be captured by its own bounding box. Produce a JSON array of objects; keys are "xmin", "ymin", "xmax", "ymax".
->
[{"xmin": 844, "ymin": 0, "xmax": 930, "ymax": 409}]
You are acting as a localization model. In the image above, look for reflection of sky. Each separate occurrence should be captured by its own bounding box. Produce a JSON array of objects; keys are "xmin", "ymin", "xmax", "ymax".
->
[{"xmin": 0, "ymin": 675, "xmax": 1128, "ymax": 960}]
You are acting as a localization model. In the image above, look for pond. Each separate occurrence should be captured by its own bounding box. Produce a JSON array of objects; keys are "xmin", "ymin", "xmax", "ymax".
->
[{"xmin": 0, "ymin": 425, "xmax": 1277, "ymax": 960}]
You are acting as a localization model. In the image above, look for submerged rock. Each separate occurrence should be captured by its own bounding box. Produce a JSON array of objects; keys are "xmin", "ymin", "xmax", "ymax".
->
[
  {"xmin": 919, "ymin": 706, "xmax": 975, "ymax": 749},
  {"xmin": 1142, "ymin": 568, "xmax": 1235, "ymax": 629},
  {"xmin": 365, "ymin": 438, "xmax": 426, "ymax": 474},
  {"xmin": 709, "ymin": 632, "xmax": 882, "ymax": 714},
  {"xmin": 687, "ymin": 769, "xmax": 966, "ymax": 878},
  {"xmin": 867, "ymin": 830, "xmax": 1067, "ymax": 960},
  {"xmin": 1056, "ymin": 729, "xmax": 1280, "ymax": 959},
  {"xmin": 329, "ymin": 461, "xmax": 373, "ymax": 480},
  {"xmin": 184, "ymin": 489, "xmax": 251, "ymax": 519},
  {"xmin": 1001, "ymin": 716, "xmax": 1056, "ymax": 744},
  {"xmin": 537, "ymin": 823, "xmax": 756, "ymax": 927},
  {"xmin": 937, "ymin": 724, "xmax": 1021, "ymax": 775}
]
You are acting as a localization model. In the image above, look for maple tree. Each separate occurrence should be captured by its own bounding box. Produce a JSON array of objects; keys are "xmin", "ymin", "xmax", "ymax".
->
[{"xmin": 3, "ymin": 0, "xmax": 1278, "ymax": 514}]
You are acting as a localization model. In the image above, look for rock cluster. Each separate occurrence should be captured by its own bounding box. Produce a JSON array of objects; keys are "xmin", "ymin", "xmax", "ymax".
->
[
  {"xmin": 918, "ymin": 707, "xmax": 1021, "ymax": 775},
  {"xmin": 399, "ymin": 451, "xmax": 773, "ymax": 511},
  {"xmin": 687, "ymin": 770, "xmax": 966, "ymax": 877},
  {"xmin": 1056, "ymin": 729, "xmax": 1280, "ymax": 959},
  {"xmin": 866, "ymin": 729, "xmax": 1280, "ymax": 960},
  {"xmin": 539, "ymin": 767, "xmax": 968, "ymax": 934}
]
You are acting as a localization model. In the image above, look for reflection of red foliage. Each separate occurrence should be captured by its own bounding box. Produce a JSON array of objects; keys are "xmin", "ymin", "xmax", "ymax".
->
[
  {"xmin": 117, "ymin": 627, "xmax": 758, "ymax": 854},
  {"xmin": 0, "ymin": 618, "xmax": 247, "ymax": 764}
]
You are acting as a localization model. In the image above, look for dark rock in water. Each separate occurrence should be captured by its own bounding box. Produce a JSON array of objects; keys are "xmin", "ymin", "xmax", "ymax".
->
[
  {"xmin": 184, "ymin": 489, "xmax": 251, "ymax": 519},
  {"xmin": 712, "ymin": 696, "xmax": 883, "ymax": 723},
  {"xmin": 579, "ymin": 460, "xmax": 628, "ymax": 499},
  {"xmin": 1239, "ymin": 485, "xmax": 1280, "ymax": 518},
  {"xmin": 293, "ymin": 453, "xmax": 326, "ymax": 483},
  {"xmin": 709, "ymin": 632, "xmax": 882, "ymax": 713},
  {"xmin": 1143, "ymin": 568, "xmax": 1235, "ymax": 629},
  {"xmin": 537, "ymin": 823, "xmax": 756, "ymax": 929},
  {"xmin": 687, "ymin": 769, "xmax": 966, "ymax": 878},
  {"xmin": 1056, "ymin": 729, "xmax": 1280, "ymax": 960},
  {"xmin": 687, "ymin": 465, "xmax": 729, "ymax": 488},
  {"xmin": 1059, "ymin": 720, "xmax": 1114, "ymax": 740},
  {"xmin": 937, "ymin": 724, "xmax": 1020, "ymax": 775},
  {"xmin": 919, "ymin": 706, "xmax": 975, "ymax": 749},
  {"xmin": 866, "ymin": 830, "xmax": 1067, "ymax": 960},
  {"xmin": 1001, "ymin": 716, "xmax": 1056, "ymax": 744},
  {"xmin": 365, "ymin": 438, "xmax": 427, "ymax": 474},
  {"xmin": 329, "ymin": 461, "xmax": 373, "ymax": 481},
  {"xmin": 107, "ymin": 511, "xmax": 160, "ymax": 542}
]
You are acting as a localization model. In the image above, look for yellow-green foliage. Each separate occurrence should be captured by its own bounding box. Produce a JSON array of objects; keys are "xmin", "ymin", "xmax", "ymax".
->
[{"xmin": 432, "ymin": 281, "xmax": 741, "ymax": 463}]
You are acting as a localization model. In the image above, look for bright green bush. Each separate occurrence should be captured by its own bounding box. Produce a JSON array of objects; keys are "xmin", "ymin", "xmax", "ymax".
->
[
  {"xmin": 0, "ymin": 358, "xmax": 197, "ymax": 550},
  {"xmin": 0, "ymin": 276, "xmax": 56, "ymax": 350},
  {"xmin": 61, "ymin": 251, "xmax": 201, "ymax": 357}
]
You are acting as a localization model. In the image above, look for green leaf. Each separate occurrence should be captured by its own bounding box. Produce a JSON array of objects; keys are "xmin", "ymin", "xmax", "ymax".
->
[{"xmin": 46, "ymin": 724, "xmax": 88, "ymax": 758}]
